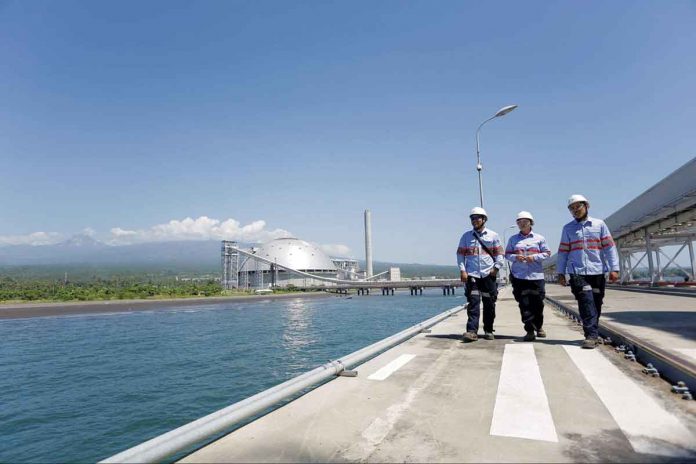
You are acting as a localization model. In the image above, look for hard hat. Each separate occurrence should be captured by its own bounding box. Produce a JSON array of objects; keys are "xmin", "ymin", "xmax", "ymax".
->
[
  {"xmin": 469, "ymin": 207, "xmax": 488, "ymax": 218},
  {"xmin": 567, "ymin": 194, "xmax": 589, "ymax": 207},
  {"xmin": 516, "ymin": 211, "xmax": 534, "ymax": 224}
]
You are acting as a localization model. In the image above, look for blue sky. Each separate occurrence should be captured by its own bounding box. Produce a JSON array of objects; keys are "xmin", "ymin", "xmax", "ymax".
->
[{"xmin": 1, "ymin": 0, "xmax": 694, "ymax": 264}]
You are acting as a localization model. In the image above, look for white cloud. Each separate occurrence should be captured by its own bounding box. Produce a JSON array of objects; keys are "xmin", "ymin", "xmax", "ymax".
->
[
  {"xmin": 107, "ymin": 216, "xmax": 292, "ymax": 245},
  {"xmin": 319, "ymin": 243, "xmax": 352, "ymax": 257},
  {"xmin": 0, "ymin": 231, "xmax": 64, "ymax": 246},
  {"xmin": 81, "ymin": 227, "xmax": 97, "ymax": 237}
]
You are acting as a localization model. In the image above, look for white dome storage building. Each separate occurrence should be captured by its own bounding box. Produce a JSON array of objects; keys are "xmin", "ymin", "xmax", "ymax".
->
[{"xmin": 238, "ymin": 237, "xmax": 339, "ymax": 288}]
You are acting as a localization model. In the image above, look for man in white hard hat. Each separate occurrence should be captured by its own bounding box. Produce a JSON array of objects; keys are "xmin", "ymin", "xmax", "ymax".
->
[
  {"xmin": 557, "ymin": 194, "xmax": 620, "ymax": 349},
  {"xmin": 505, "ymin": 211, "xmax": 551, "ymax": 341},
  {"xmin": 456, "ymin": 207, "xmax": 504, "ymax": 342}
]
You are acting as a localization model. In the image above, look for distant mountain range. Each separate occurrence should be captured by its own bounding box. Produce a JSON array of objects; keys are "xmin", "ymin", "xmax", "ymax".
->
[
  {"xmin": 0, "ymin": 235, "xmax": 458, "ymax": 277},
  {"xmin": 0, "ymin": 235, "xmax": 226, "ymax": 267}
]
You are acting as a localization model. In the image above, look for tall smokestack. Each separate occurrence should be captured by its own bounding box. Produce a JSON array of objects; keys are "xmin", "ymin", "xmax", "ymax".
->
[{"xmin": 364, "ymin": 209, "xmax": 373, "ymax": 278}]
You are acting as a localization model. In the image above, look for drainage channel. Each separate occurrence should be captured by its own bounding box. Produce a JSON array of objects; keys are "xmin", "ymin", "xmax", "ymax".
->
[{"xmin": 545, "ymin": 296, "xmax": 696, "ymax": 400}]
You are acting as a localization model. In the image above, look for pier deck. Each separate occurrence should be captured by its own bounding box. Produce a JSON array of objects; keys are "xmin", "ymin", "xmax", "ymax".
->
[
  {"xmin": 181, "ymin": 287, "xmax": 696, "ymax": 463},
  {"xmin": 546, "ymin": 285, "xmax": 696, "ymax": 367}
]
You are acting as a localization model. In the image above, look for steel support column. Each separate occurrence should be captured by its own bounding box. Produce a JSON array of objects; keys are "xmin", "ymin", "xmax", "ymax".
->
[{"xmin": 645, "ymin": 230, "xmax": 655, "ymax": 285}]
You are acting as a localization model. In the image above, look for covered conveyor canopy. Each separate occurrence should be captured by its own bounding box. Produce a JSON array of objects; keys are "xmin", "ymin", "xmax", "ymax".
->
[{"xmin": 544, "ymin": 157, "xmax": 696, "ymax": 284}]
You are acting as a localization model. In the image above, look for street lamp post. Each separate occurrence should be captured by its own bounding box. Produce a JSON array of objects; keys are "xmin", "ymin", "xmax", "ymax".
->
[
  {"xmin": 502, "ymin": 224, "xmax": 517, "ymax": 285},
  {"xmin": 475, "ymin": 104, "xmax": 518, "ymax": 208}
]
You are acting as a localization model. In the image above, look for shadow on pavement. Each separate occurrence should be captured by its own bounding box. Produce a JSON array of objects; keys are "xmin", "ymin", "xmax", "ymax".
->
[
  {"xmin": 426, "ymin": 333, "xmax": 583, "ymax": 346},
  {"xmin": 603, "ymin": 311, "xmax": 696, "ymax": 341}
]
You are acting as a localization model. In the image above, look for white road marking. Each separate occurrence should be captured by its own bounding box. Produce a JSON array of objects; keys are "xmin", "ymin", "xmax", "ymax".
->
[
  {"xmin": 342, "ymin": 346, "xmax": 456, "ymax": 461},
  {"xmin": 675, "ymin": 348, "xmax": 696, "ymax": 363},
  {"xmin": 489, "ymin": 344, "xmax": 558, "ymax": 442},
  {"xmin": 564, "ymin": 346, "xmax": 695, "ymax": 457},
  {"xmin": 368, "ymin": 354, "xmax": 416, "ymax": 381}
]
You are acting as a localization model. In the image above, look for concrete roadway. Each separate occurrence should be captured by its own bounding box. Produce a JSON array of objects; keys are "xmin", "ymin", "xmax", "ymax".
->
[{"xmin": 182, "ymin": 287, "xmax": 696, "ymax": 463}]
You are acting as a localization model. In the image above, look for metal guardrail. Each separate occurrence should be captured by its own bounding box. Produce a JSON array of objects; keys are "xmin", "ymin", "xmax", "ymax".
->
[
  {"xmin": 100, "ymin": 304, "xmax": 465, "ymax": 463},
  {"xmin": 545, "ymin": 296, "xmax": 696, "ymax": 393}
]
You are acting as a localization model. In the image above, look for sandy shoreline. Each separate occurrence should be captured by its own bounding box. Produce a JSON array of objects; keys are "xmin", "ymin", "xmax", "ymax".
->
[{"xmin": 0, "ymin": 292, "xmax": 334, "ymax": 320}]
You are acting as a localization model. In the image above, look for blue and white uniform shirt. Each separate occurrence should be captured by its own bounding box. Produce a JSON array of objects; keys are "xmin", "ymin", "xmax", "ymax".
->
[
  {"xmin": 456, "ymin": 228, "xmax": 504, "ymax": 278},
  {"xmin": 557, "ymin": 216, "xmax": 620, "ymax": 275},
  {"xmin": 505, "ymin": 231, "xmax": 551, "ymax": 280}
]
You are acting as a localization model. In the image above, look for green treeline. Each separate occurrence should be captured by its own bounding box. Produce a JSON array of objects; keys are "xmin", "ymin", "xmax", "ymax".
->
[{"xmin": 0, "ymin": 276, "xmax": 224, "ymax": 302}]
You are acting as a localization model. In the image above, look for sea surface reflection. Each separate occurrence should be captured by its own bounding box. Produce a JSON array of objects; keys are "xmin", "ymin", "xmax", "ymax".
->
[{"xmin": 0, "ymin": 290, "xmax": 463, "ymax": 463}]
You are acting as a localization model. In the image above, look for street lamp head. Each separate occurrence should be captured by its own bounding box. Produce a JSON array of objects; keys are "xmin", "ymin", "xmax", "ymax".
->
[{"xmin": 494, "ymin": 104, "xmax": 518, "ymax": 118}]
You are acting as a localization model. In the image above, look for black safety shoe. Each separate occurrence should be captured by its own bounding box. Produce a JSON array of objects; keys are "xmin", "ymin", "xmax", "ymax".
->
[
  {"xmin": 536, "ymin": 328, "xmax": 547, "ymax": 338},
  {"xmin": 463, "ymin": 332, "xmax": 478, "ymax": 342},
  {"xmin": 484, "ymin": 332, "xmax": 495, "ymax": 340},
  {"xmin": 582, "ymin": 338, "xmax": 598, "ymax": 349},
  {"xmin": 523, "ymin": 331, "xmax": 536, "ymax": 342}
]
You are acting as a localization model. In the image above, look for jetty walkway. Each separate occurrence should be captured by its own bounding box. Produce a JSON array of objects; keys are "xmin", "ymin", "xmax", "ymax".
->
[{"xmin": 179, "ymin": 286, "xmax": 696, "ymax": 463}]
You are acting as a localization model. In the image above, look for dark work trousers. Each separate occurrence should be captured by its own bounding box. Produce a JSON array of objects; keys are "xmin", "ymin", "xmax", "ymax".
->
[
  {"xmin": 510, "ymin": 276, "xmax": 546, "ymax": 332},
  {"xmin": 465, "ymin": 274, "xmax": 498, "ymax": 333},
  {"xmin": 569, "ymin": 274, "xmax": 606, "ymax": 339}
]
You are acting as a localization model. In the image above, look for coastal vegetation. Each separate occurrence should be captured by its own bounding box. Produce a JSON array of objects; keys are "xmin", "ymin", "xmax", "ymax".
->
[
  {"xmin": 0, "ymin": 275, "xmax": 226, "ymax": 302},
  {"xmin": 0, "ymin": 265, "xmax": 311, "ymax": 303}
]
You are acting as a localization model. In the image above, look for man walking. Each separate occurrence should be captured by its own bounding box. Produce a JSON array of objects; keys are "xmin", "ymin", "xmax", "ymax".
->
[
  {"xmin": 505, "ymin": 211, "xmax": 551, "ymax": 341},
  {"xmin": 457, "ymin": 207, "xmax": 504, "ymax": 342},
  {"xmin": 557, "ymin": 194, "xmax": 620, "ymax": 349}
]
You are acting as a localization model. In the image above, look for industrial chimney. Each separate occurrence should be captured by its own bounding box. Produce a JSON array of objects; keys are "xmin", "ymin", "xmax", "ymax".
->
[{"xmin": 364, "ymin": 209, "xmax": 373, "ymax": 278}]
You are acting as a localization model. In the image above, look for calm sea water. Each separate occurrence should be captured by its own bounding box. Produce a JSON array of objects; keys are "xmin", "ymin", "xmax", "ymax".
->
[{"xmin": 0, "ymin": 291, "xmax": 464, "ymax": 463}]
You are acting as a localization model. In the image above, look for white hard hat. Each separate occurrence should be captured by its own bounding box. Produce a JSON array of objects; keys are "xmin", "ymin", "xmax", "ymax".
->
[
  {"xmin": 516, "ymin": 211, "xmax": 534, "ymax": 224},
  {"xmin": 568, "ymin": 194, "xmax": 589, "ymax": 207},
  {"xmin": 470, "ymin": 207, "xmax": 488, "ymax": 218}
]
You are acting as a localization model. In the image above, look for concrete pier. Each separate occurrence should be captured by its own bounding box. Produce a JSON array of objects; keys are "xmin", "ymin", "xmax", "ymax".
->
[
  {"xmin": 545, "ymin": 285, "xmax": 696, "ymax": 369},
  {"xmin": 181, "ymin": 287, "xmax": 696, "ymax": 463}
]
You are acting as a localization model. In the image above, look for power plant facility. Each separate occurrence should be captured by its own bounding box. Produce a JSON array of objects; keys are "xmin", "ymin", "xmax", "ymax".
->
[
  {"xmin": 221, "ymin": 209, "xmax": 461, "ymax": 295},
  {"xmin": 222, "ymin": 237, "xmax": 362, "ymax": 290},
  {"xmin": 221, "ymin": 210, "xmax": 461, "ymax": 295},
  {"xmin": 221, "ymin": 210, "xmax": 376, "ymax": 290}
]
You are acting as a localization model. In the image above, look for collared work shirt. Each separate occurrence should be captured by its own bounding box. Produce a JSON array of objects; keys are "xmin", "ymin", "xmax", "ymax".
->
[
  {"xmin": 557, "ymin": 216, "xmax": 620, "ymax": 275},
  {"xmin": 505, "ymin": 230, "xmax": 551, "ymax": 280},
  {"xmin": 456, "ymin": 228, "xmax": 504, "ymax": 278}
]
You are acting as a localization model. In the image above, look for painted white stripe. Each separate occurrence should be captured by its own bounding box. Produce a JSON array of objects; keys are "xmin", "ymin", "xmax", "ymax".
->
[
  {"xmin": 367, "ymin": 354, "xmax": 416, "ymax": 381},
  {"xmin": 489, "ymin": 344, "xmax": 558, "ymax": 442},
  {"xmin": 675, "ymin": 348, "xmax": 696, "ymax": 363},
  {"xmin": 564, "ymin": 346, "xmax": 695, "ymax": 457}
]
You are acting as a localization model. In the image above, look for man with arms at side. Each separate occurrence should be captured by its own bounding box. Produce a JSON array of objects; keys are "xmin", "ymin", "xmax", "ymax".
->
[{"xmin": 557, "ymin": 194, "xmax": 620, "ymax": 349}]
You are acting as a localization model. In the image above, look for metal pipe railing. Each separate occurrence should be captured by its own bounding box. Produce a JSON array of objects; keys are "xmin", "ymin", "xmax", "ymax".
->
[{"xmin": 100, "ymin": 304, "xmax": 465, "ymax": 463}]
